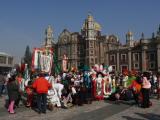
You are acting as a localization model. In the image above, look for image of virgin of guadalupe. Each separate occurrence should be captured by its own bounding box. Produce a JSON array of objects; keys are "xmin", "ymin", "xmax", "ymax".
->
[
  {"xmin": 97, "ymin": 78, "xmax": 102, "ymax": 95},
  {"xmin": 104, "ymin": 78, "xmax": 111, "ymax": 94},
  {"xmin": 95, "ymin": 72, "xmax": 104, "ymax": 100},
  {"xmin": 62, "ymin": 54, "xmax": 68, "ymax": 72}
]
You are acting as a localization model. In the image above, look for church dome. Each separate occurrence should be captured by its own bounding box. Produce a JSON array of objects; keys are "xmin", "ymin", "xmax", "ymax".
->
[
  {"xmin": 94, "ymin": 22, "xmax": 101, "ymax": 31},
  {"xmin": 126, "ymin": 31, "xmax": 133, "ymax": 36},
  {"xmin": 87, "ymin": 14, "xmax": 94, "ymax": 21},
  {"xmin": 81, "ymin": 14, "xmax": 101, "ymax": 31}
]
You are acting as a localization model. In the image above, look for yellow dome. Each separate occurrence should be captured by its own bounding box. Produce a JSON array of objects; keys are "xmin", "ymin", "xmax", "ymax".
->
[
  {"xmin": 87, "ymin": 14, "xmax": 93, "ymax": 21},
  {"xmin": 94, "ymin": 22, "xmax": 101, "ymax": 31},
  {"xmin": 82, "ymin": 14, "xmax": 101, "ymax": 31},
  {"xmin": 127, "ymin": 31, "xmax": 133, "ymax": 36}
]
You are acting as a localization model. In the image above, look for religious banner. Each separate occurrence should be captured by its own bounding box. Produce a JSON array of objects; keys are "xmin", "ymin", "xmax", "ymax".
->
[
  {"xmin": 103, "ymin": 65, "xmax": 113, "ymax": 98},
  {"xmin": 92, "ymin": 72, "xmax": 104, "ymax": 100},
  {"xmin": 32, "ymin": 48, "xmax": 53, "ymax": 74},
  {"xmin": 103, "ymin": 75, "xmax": 112, "ymax": 98},
  {"xmin": 62, "ymin": 54, "xmax": 68, "ymax": 72}
]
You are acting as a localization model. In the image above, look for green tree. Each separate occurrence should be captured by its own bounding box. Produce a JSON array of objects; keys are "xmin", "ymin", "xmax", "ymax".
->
[
  {"xmin": 24, "ymin": 45, "xmax": 32, "ymax": 68},
  {"xmin": 53, "ymin": 53, "xmax": 61, "ymax": 75}
]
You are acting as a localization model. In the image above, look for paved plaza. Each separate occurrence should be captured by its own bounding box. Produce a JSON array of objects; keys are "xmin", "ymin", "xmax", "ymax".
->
[{"xmin": 0, "ymin": 95, "xmax": 160, "ymax": 120}]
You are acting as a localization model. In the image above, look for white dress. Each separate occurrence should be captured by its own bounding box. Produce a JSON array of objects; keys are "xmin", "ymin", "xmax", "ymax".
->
[{"xmin": 47, "ymin": 88, "xmax": 61, "ymax": 107}]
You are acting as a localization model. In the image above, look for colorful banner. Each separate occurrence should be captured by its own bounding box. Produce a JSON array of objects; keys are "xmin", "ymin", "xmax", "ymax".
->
[
  {"xmin": 32, "ymin": 48, "xmax": 53, "ymax": 74},
  {"xmin": 62, "ymin": 54, "xmax": 68, "ymax": 72}
]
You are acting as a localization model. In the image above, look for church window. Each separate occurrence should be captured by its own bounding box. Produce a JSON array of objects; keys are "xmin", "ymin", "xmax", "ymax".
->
[
  {"xmin": 95, "ymin": 58, "xmax": 97, "ymax": 63},
  {"xmin": 121, "ymin": 54, "xmax": 126, "ymax": 62},
  {"xmin": 149, "ymin": 62, "xmax": 155, "ymax": 69},
  {"xmin": 0, "ymin": 56, "xmax": 6, "ymax": 64},
  {"xmin": 110, "ymin": 54, "xmax": 115, "ymax": 62},
  {"xmin": 112, "ymin": 65, "xmax": 116, "ymax": 70},
  {"xmin": 134, "ymin": 63, "xmax": 139, "ymax": 69},
  {"xmin": 8, "ymin": 57, "xmax": 13, "ymax": 65},
  {"xmin": 149, "ymin": 53, "xmax": 155, "ymax": 61},
  {"xmin": 90, "ymin": 41, "xmax": 94, "ymax": 48},
  {"xmin": 133, "ymin": 53, "xmax": 139, "ymax": 61},
  {"xmin": 91, "ymin": 58, "xmax": 94, "ymax": 62}
]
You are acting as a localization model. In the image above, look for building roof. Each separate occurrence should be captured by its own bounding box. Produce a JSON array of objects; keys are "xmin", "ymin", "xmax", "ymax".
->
[{"xmin": 0, "ymin": 52, "xmax": 12, "ymax": 57}]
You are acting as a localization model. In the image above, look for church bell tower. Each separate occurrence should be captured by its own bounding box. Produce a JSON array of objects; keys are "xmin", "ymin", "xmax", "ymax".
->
[
  {"xmin": 44, "ymin": 25, "xmax": 54, "ymax": 48},
  {"xmin": 126, "ymin": 30, "xmax": 134, "ymax": 47},
  {"xmin": 81, "ymin": 13, "xmax": 101, "ymax": 67}
]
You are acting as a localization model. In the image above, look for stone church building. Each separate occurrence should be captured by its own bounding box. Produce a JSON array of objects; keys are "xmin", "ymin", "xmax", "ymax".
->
[{"xmin": 43, "ymin": 14, "xmax": 160, "ymax": 72}]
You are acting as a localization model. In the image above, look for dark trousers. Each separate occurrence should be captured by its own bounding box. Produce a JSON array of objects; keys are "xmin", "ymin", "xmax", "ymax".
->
[
  {"xmin": 157, "ymin": 88, "xmax": 160, "ymax": 99},
  {"xmin": 131, "ymin": 90, "xmax": 139, "ymax": 105},
  {"xmin": 37, "ymin": 93, "xmax": 47, "ymax": 113},
  {"xmin": 141, "ymin": 88, "xmax": 150, "ymax": 108},
  {"xmin": 0, "ymin": 84, "xmax": 4, "ymax": 95},
  {"xmin": 15, "ymin": 93, "xmax": 21, "ymax": 107}
]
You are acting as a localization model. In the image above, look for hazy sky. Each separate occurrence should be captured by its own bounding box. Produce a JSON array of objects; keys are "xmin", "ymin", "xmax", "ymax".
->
[{"xmin": 0, "ymin": 0, "xmax": 160, "ymax": 63}]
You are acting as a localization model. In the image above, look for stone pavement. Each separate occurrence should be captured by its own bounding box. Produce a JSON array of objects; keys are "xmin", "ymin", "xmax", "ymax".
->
[
  {"xmin": 106, "ymin": 98, "xmax": 160, "ymax": 120},
  {"xmin": 0, "ymin": 95, "xmax": 160, "ymax": 120}
]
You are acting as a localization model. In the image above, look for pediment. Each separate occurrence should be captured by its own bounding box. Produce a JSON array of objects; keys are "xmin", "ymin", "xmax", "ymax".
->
[
  {"xmin": 58, "ymin": 29, "xmax": 71, "ymax": 44},
  {"xmin": 108, "ymin": 35, "xmax": 119, "ymax": 43}
]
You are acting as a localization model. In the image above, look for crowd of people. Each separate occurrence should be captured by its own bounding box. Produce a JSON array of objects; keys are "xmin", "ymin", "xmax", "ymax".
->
[{"xmin": 0, "ymin": 64, "xmax": 160, "ymax": 114}]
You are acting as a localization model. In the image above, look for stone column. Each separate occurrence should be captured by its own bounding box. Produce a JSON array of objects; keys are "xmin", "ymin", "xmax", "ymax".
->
[
  {"xmin": 128, "ymin": 49, "xmax": 132, "ymax": 71},
  {"xmin": 106, "ymin": 52, "xmax": 109, "ymax": 65},
  {"xmin": 142, "ymin": 50, "xmax": 147, "ymax": 72},
  {"xmin": 157, "ymin": 44, "xmax": 160, "ymax": 72},
  {"xmin": 6, "ymin": 57, "xmax": 8, "ymax": 66}
]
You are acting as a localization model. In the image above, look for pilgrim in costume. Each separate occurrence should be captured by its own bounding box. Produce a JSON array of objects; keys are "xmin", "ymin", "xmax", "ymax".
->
[
  {"xmin": 122, "ymin": 69, "xmax": 129, "ymax": 88},
  {"xmin": 47, "ymin": 88, "xmax": 61, "ymax": 109},
  {"xmin": 83, "ymin": 71, "xmax": 92, "ymax": 103},
  {"xmin": 47, "ymin": 75, "xmax": 61, "ymax": 109},
  {"xmin": 103, "ymin": 65, "xmax": 113, "ymax": 98},
  {"xmin": 95, "ymin": 72, "xmax": 104, "ymax": 100},
  {"xmin": 92, "ymin": 64, "xmax": 104, "ymax": 100},
  {"xmin": 126, "ymin": 70, "xmax": 137, "ymax": 87},
  {"xmin": 90, "ymin": 68, "xmax": 97, "ymax": 100}
]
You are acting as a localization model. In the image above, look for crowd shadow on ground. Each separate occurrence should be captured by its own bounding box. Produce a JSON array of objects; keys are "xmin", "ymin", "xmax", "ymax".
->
[
  {"xmin": 104, "ymin": 98, "xmax": 135, "ymax": 106},
  {"xmin": 122, "ymin": 113, "xmax": 160, "ymax": 120}
]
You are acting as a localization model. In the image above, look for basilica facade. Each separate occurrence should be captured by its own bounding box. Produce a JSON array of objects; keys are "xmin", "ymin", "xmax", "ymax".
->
[{"xmin": 43, "ymin": 14, "xmax": 160, "ymax": 72}]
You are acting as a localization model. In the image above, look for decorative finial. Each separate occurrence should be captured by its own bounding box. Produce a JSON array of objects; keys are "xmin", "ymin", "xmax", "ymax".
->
[
  {"xmin": 88, "ymin": 11, "xmax": 92, "ymax": 16},
  {"xmin": 158, "ymin": 24, "xmax": 160, "ymax": 33},
  {"xmin": 87, "ymin": 11, "xmax": 93, "ymax": 21},
  {"xmin": 141, "ymin": 32, "xmax": 144, "ymax": 39},
  {"xmin": 152, "ymin": 32, "xmax": 155, "ymax": 38},
  {"xmin": 45, "ymin": 25, "xmax": 53, "ymax": 34},
  {"xmin": 157, "ymin": 24, "xmax": 160, "ymax": 36}
]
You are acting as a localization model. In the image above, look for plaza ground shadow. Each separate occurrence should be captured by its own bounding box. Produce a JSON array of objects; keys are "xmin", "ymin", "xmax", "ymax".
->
[{"xmin": 122, "ymin": 113, "xmax": 160, "ymax": 120}]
